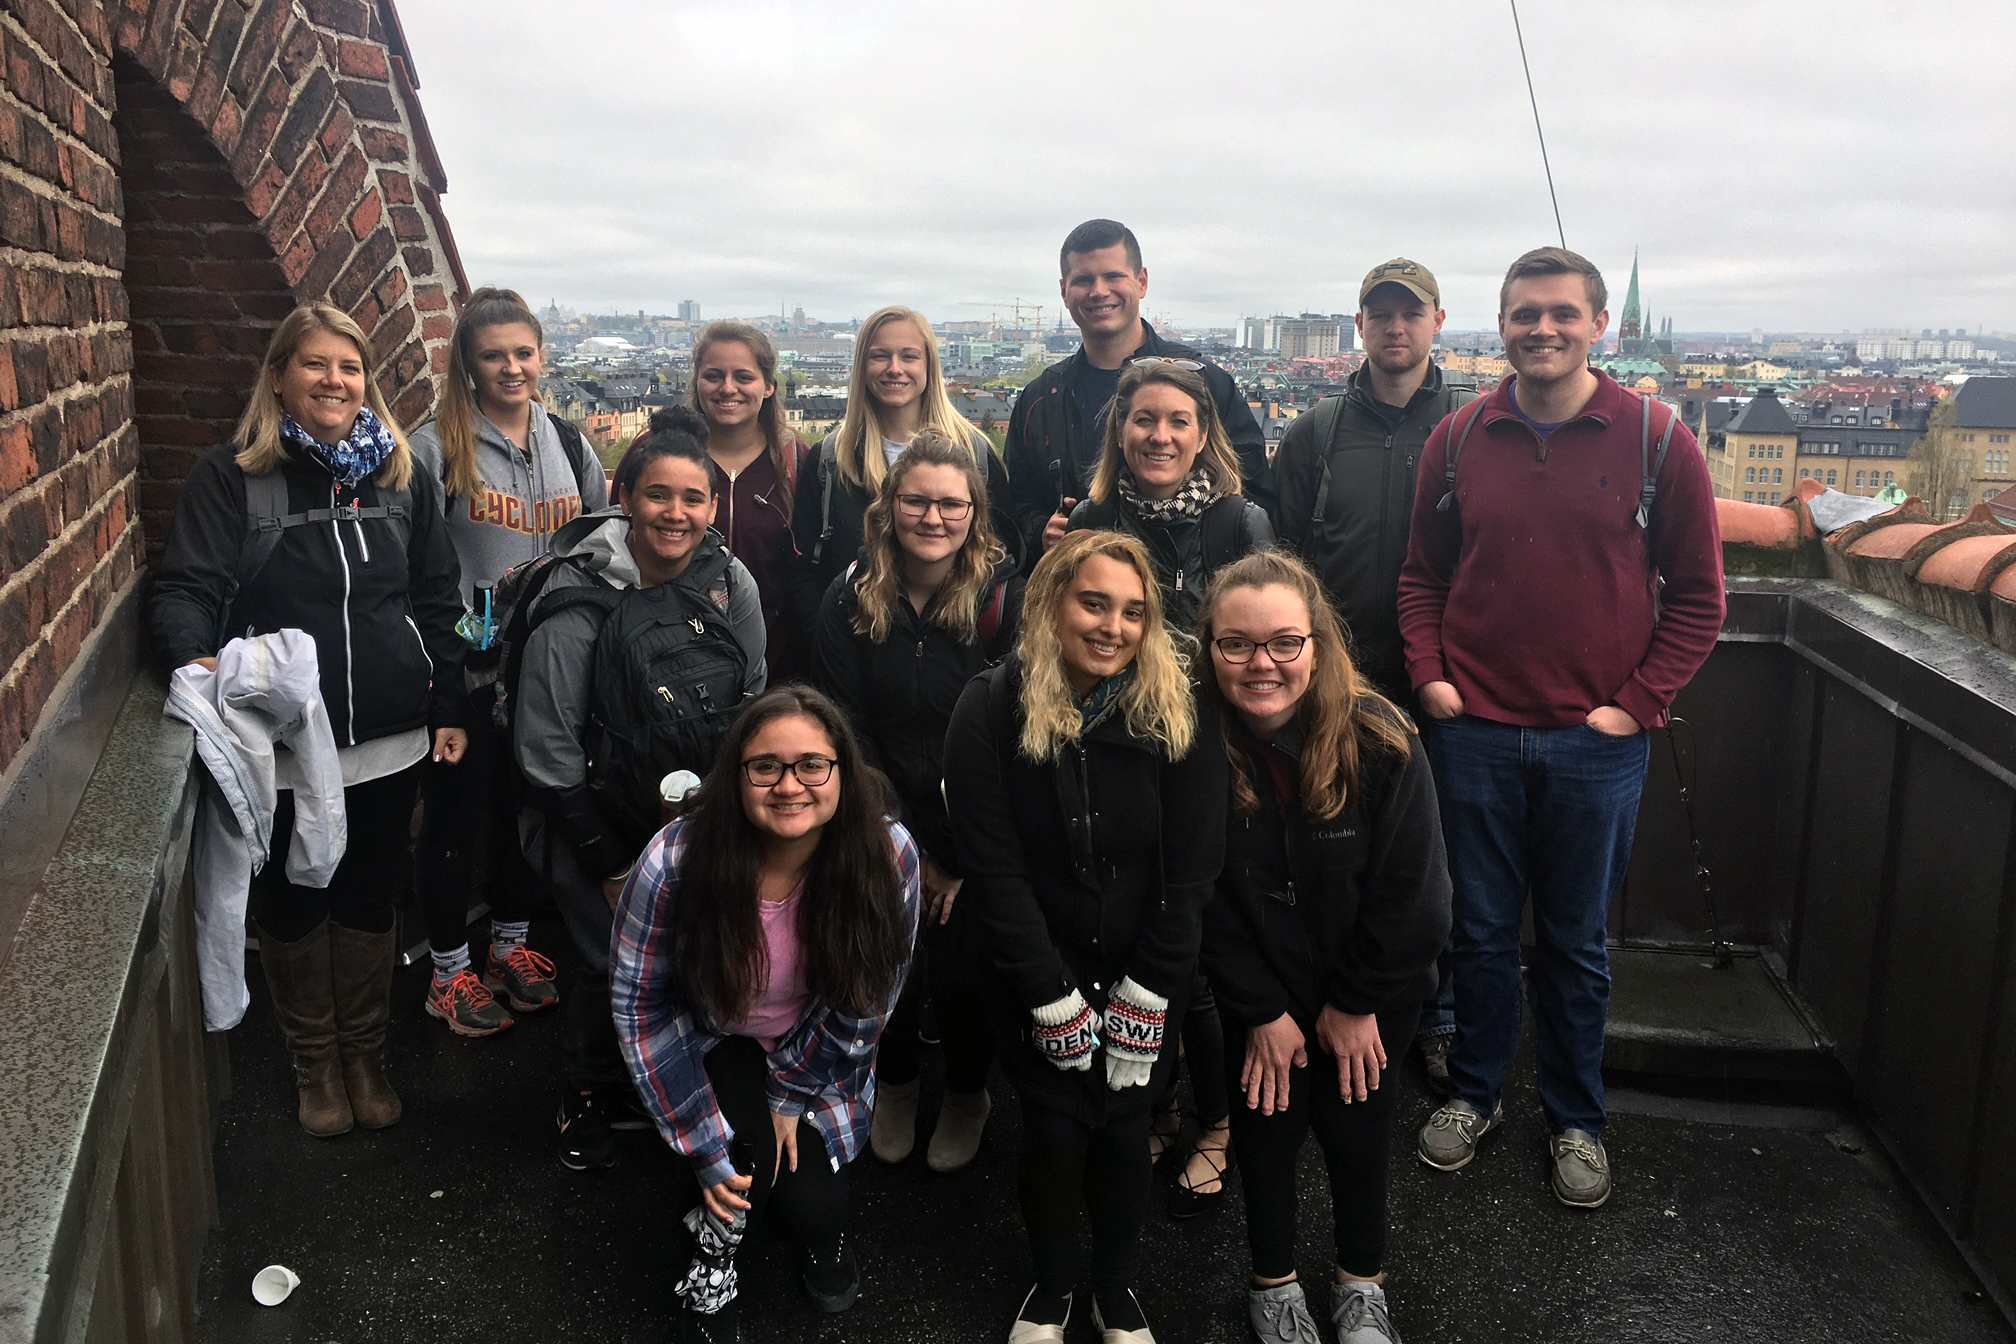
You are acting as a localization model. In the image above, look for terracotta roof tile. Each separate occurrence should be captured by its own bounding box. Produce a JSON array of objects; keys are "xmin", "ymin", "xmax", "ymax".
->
[
  {"xmin": 1846, "ymin": 523, "xmax": 1942, "ymax": 561},
  {"xmin": 1717, "ymin": 497, "xmax": 1799, "ymax": 548}
]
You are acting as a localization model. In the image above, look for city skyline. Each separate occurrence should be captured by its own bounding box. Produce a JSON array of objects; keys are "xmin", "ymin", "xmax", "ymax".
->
[{"xmin": 397, "ymin": 0, "xmax": 2013, "ymax": 335}]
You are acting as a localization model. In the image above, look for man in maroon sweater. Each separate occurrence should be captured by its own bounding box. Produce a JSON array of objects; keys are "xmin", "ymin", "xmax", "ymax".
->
[{"xmin": 1397, "ymin": 247, "xmax": 1724, "ymax": 1209}]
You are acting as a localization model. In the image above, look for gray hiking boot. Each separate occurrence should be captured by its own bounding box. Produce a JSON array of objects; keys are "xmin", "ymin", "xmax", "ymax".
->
[
  {"xmin": 1246, "ymin": 1281, "xmax": 1319, "ymax": 1344},
  {"xmin": 1416, "ymin": 1098, "xmax": 1502, "ymax": 1171},
  {"xmin": 1330, "ymin": 1281, "xmax": 1401, "ymax": 1344},
  {"xmin": 1550, "ymin": 1128, "xmax": 1611, "ymax": 1208}
]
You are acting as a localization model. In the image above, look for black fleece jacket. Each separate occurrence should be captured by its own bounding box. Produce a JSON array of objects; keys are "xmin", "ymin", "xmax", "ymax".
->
[
  {"xmin": 1004, "ymin": 320, "xmax": 1269, "ymax": 558},
  {"xmin": 786, "ymin": 432, "xmax": 1018, "ymax": 633},
  {"xmin": 811, "ymin": 555, "xmax": 1023, "ymax": 871},
  {"xmin": 148, "ymin": 441, "xmax": 466, "ymax": 744},
  {"xmin": 1203, "ymin": 713, "xmax": 1450, "ymax": 1028},
  {"xmin": 944, "ymin": 657, "xmax": 1228, "ymax": 1015}
]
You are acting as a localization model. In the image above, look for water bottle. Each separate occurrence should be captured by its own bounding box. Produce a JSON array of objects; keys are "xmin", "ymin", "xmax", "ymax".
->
[
  {"xmin": 455, "ymin": 580, "xmax": 497, "ymax": 650},
  {"xmin": 660, "ymin": 769, "xmax": 703, "ymax": 824}
]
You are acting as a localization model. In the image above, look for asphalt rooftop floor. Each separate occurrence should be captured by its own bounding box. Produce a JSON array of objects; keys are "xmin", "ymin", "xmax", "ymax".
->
[{"xmin": 195, "ymin": 917, "xmax": 2014, "ymax": 1344}]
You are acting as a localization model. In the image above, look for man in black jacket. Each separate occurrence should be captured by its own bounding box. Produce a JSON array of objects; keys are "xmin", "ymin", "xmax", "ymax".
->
[
  {"xmin": 1006, "ymin": 218, "xmax": 1268, "ymax": 558},
  {"xmin": 1269, "ymin": 257, "xmax": 1475, "ymax": 1098},
  {"xmin": 1270, "ymin": 258, "xmax": 1475, "ymax": 705}
]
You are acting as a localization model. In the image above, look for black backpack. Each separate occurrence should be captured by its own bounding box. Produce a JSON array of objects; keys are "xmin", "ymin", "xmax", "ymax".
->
[{"xmin": 491, "ymin": 536, "xmax": 749, "ymax": 843}]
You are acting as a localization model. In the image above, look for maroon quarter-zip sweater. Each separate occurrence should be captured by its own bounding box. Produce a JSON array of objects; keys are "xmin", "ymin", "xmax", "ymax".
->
[{"xmin": 1396, "ymin": 371, "xmax": 1724, "ymax": 730}]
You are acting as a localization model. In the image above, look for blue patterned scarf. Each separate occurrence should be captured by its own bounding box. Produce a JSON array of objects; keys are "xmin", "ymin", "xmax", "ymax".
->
[
  {"xmin": 279, "ymin": 404, "xmax": 398, "ymax": 488},
  {"xmin": 1075, "ymin": 665, "xmax": 1136, "ymax": 734}
]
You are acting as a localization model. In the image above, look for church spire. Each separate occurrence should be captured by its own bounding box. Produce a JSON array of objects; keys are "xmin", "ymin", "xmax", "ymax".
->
[{"xmin": 1620, "ymin": 248, "xmax": 1643, "ymax": 342}]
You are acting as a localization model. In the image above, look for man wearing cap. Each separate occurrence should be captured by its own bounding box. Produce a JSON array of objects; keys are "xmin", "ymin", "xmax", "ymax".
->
[
  {"xmin": 1269, "ymin": 259, "xmax": 1476, "ymax": 1098},
  {"xmin": 1270, "ymin": 258, "xmax": 1475, "ymax": 704},
  {"xmin": 1007, "ymin": 217, "xmax": 1268, "ymax": 557}
]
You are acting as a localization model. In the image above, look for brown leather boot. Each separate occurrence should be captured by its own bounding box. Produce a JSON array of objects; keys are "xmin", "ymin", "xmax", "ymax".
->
[
  {"xmin": 258, "ymin": 921, "xmax": 353, "ymax": 1137},
  {"xmin": 331, "ymin": 923, "xmax": 403, "ymax": 1129}
]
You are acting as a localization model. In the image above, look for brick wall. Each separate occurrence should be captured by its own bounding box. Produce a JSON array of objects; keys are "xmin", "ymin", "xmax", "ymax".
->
[{"xmin": 0, "ymin": 0, "xmax": 466, "ymax": 777}]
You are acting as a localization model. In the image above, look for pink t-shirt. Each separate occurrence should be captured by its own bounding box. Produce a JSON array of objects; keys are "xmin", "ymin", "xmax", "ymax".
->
[{"xmin": 726, "ymin": 887, "xmax": 810, "ymax": 1052}]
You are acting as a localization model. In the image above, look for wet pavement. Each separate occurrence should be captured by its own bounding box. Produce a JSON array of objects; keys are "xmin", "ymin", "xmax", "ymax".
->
[{"xmin": 196, "ymin": 919, "xmax": 2014, "ymax": 1344}]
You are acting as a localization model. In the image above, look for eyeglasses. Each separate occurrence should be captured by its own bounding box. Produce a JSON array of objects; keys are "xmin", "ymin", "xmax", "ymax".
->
[
  {"xmin": 740, "ymin": 755, "xmax": 837, "ymax": 787},
  {"xmin": 1212, "ymin": 635, "xmax": 1311, "ymax": 664},
  {"xmin": 1129, "ymin": 356, "xmax": 1204, "ymax": 372},
  {"xmin": 894, "ymin": 494, "xmax": 973, "ymax": 522}
]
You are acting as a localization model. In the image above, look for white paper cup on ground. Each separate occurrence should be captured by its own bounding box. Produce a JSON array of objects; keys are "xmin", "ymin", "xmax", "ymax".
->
[{"xmin": 251, "ymin": 1264, "xmax": 300, "ymax": 1306}]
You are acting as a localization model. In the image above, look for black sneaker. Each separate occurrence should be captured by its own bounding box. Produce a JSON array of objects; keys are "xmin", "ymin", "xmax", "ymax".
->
[
  {"xmin": 801, "ymin": 1235, "xmax": 859, "ymax": 1313},
  {"xmin": 557, "ymin": 1089, "xmax": 617, "ymax": 1170}
]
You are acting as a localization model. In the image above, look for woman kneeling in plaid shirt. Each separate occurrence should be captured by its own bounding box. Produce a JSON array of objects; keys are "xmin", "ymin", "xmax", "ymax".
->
[{"xmin": 610, "ymin": 686, "xmax": 921, "ymax": 1344}]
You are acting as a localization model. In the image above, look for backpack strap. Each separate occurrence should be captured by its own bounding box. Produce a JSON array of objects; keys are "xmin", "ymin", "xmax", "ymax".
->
[
  {"xmin": 813, "ymin": 441, "xmax": 837, "ymax": 566},
  {"xmin": 1200, "ymin": 497, "xmax": 1248, "ymax": 573},
  {"xmin": 976, "ymin": 579, "xmax": 1008, "ymax": 649},
  {"xmin": 237, "ymin": 471, "xmax": 410, "ymax": 588},
  {"xmin": 1636, "ymin": 395, "xmax": 1678, "ymax": 530},
  {"xmin": 1433, "ymin": 398, "xmax": 1493, "ymax": 514},
  {"xmin": 1305, "ymin": 395, "xmax": 1349, "ymax": 526},
  {"xmin": 551, "ymin": 414, "xmax": 593, "ymax": 497}
]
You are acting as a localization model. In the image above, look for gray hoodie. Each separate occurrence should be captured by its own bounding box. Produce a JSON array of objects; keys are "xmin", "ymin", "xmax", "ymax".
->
[{"xmin": 409, "ymin": 401, "xmax": 610, "ymax": 607}]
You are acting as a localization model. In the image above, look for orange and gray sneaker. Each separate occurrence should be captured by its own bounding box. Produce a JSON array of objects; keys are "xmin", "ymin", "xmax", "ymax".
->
[
  {"xmin": 484, "ymin": 944, "xmax": 560, "ymax": 1013},
  {"xmin": 425, "ymin": 969, "xmax": 515, "ymax": 1037}
]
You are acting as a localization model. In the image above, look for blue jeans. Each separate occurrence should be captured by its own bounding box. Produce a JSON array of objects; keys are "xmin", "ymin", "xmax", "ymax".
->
[
  {"xmin": 1419, "ymin": 948, "xmax": 1455, "ymax": 1040},
  {"xmin": 1425, "ymin": 716, "xmax": 1650, "ymax": 1136}
]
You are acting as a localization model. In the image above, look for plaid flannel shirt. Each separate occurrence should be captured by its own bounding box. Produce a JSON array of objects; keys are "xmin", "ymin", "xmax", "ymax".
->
[{"xmin": 610, "ymin": 815, "xmax": 921, "ymax": 1190}]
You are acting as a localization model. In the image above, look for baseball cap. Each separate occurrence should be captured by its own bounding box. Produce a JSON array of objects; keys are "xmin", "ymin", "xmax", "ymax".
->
[{"xmin": 1359, "ymin": 258, "xmax": 1439, "ymax": 308}]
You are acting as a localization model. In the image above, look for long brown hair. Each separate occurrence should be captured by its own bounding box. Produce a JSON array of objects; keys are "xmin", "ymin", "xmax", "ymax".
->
[
  {"xmin": 687, "ymin": 321, "xmax": 804, "ymax": 511},
  {"xmin": 434, "ymin": 287, "xmax": 544, "ymax": 500},
  {"xmin": 1194, "ymin": 550, "xmax": 1412, "ymax": 821},
  {"xmin": 850, "ymin": 431, "xmax": 1004, "ymax": 645},
  {"xmin": 1087, "ymin": 362, "xmax": 1241, "ymax": 506},
  {"xmin": 1014, "ymin": 529, "xmax": 1194, "ymax": 763},
  {"xmin": 234, "ymin": 303, "xmax": 412, "ymax": 490},
  {"xmin": 670, "ymin": 686, "xmax": 911, "ymax": 1026}
]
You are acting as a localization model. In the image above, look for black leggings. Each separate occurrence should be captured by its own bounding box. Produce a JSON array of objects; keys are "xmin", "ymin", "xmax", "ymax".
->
[
  {"xmin": 255, "ymin": 766, "xmax": 421, "ymax": 942},
  {"xmin": 1018, "ymin": 1095, "xmax": 1154, "ymax": 1300},
  {"xmin": 1181, "ymin": 974, "xmax": 1229, "ymax": 1126},
  {"xmin": 415, "ymin": 698, "xmax": 534, "ymax": 952},
  {"xmin": 1222, "ymin": 1000, "xmax": 1421, "ymax": 1281},
  {"xmin": 703, "ymin": 1035, "xmax": 848, "ymax": 1253},
  {"xmin": 876, "ymin": 906, "xmax": 994, "ymax": 1093}
]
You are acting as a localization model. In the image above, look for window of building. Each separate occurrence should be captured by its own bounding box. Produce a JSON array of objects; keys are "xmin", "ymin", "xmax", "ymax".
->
[
  {"xmin": 1827, "ymin": 470, "xmax": 1838, "ymax": 485},
  {"xmin": 1856, "ymin": 471, "xmax": 1867, "ymax": 486},
  {"xmin": 1773, "ymin": 468, "xmax": 1784, "ymax": 483},
  {"xmin": 1745, "ymin": 467, "xmax": 1756, "ymax": 483},
  {"xmin": 1965, "ymin": 433, "xmax": 1976, "ymax": 443},
  {"xmin": 1743, "ymin": 491, "xmax": 1754, "ymax": 503},
  {"xmin": 1994, "ymin": 434, "xmax": 2011, "ymax": 445},
  {"xmin": 1884, "ymin": 472, "xmax": 1895, "ymax": 485},
  {"xmin": 1800, "ymin": 469, "xmax": 1811, "ymax": 479}
]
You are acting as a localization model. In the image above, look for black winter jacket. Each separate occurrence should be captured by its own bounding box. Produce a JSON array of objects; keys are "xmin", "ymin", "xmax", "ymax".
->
[
  {"xmin": 1203, "ymin": 714, "xmax": 1450, "ymax": 1030},
  {"xmin": 1269, "ymin": 363, "xmax": 1475, "ymax": 700},
  {"xmin": 148, "ymin": 442, "xmax": 466, "ymax": 744},
  {"xmin": 786, "ymin": 431, "xmax": 1017, "ymax": 632},
  {"xmin": 811, "ymin": 556, "xmax": 1023, "ymax": 871},
  {"xmin": 1065, "ymin": 493, "xmax": 1275, "ymax": 634},
  {"xmin": 944, "ymin": 658, "xmax": 1228, "ymax": 1115},
  {"xmin": 1005, "ymin": 321, "xmax": 1269, "ymax": 558}
]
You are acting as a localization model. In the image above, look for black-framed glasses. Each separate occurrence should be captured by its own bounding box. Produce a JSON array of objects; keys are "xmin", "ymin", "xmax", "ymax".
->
[
  {"xmin": 1129, "ymin": 356, "xmax": 1204, "ymax": 372},
  {"xmin": 894, "ymin": 494, "xmax": 973, "ymax": 522},
  {"xmin": 1212, "ymin": 635, "xmax": 1311, "ymax": 664},
  {"xmin": 740, "ymin": 755, "xmax": 837, "ymax": 787}
]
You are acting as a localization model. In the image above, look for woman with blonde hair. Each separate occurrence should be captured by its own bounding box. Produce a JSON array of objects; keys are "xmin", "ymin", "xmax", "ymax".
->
[
  {"xmin": 149, "ymin": 303, "xmax": 467, "ymax": 1137},
  {"xmin": 790, "ymin": 305, "xmax": 1018, "ymax": 636},
  {"xmin": 1196, "ymin": 549, "xmax": 1449, "ymax": 1344},
  {"xmin": 407, "ymin": 286, "xmax": 606, "ymax": 1038},
  {"xmin": 1067, "ymin": 360, "xmax": 1273, "ymax": 632},
  {"xmin": 944, "ymin": 529, "xmax": 1227, "ymax": 1344},
  {"xmin": 1067, "ymin": 359, "xmax": 1273, "ymax": 1216},
  {"xmin": 812, "ymin": 430, "xmax": 1023, "ymax": 1172}
]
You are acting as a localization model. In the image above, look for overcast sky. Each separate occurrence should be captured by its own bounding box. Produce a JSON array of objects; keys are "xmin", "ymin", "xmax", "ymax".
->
[{"xmin": 395, "ymin": 1, "xmax": 2014, "ymax": 336}]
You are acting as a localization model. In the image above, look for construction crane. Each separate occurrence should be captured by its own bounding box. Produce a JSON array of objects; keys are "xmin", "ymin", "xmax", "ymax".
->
[{"xmin": 956, "ymin": 299, "xmax": 1044, "ymax": 341}]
